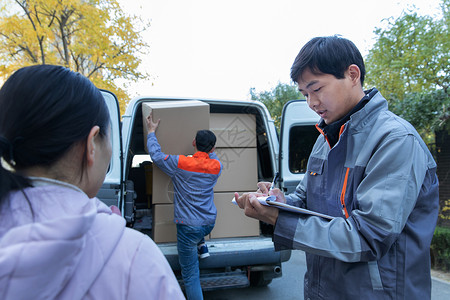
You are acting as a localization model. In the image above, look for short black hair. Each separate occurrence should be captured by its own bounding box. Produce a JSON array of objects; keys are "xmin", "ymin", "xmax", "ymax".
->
[
  {"xmin": 290, "ymin": 35, "xmax": 365, "ymax": 86},
  {"xmin": 195, "ymin": 130, "xmax": 216, "ymax": 153}
]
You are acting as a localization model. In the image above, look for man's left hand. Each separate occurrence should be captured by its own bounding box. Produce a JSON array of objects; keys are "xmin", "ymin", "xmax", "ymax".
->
[
  {"xmin": 234, "ymin": 192, "xmax": 279, "ymax": 225},
  {"xmin": 146, "ymin": 113, "xmax": 160, "ymax": 133}
]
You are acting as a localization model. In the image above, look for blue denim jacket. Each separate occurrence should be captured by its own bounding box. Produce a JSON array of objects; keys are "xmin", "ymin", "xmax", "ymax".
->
[{"xmin": 147, "ymin": 133, "xmax": 222, "ymax": 226}]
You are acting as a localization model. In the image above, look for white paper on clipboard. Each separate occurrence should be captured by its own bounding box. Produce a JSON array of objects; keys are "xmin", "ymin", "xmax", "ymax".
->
[{"xmin": 232, "ymin": 195, "xmax": 335, "ymax": 220}]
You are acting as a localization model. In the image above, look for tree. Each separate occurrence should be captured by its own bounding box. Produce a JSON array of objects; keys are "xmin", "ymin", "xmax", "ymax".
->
[
  {"xmin": 366, "ymin": 0, "xmax": 450, "ymax": 226},
  {"xmin": 393, "ymin": 90, "xmax": 449, "ymax": 131},
  {"xmin": 365, "ymin": 0, "xmax": 449, "ymax": 136},
  {"xmin": 250, "ymin": 82, "xmax": 305, "ymax": 131},
  {"xmin": 0, "ymin": 0, "xmax": 150, "ymax": 114}
]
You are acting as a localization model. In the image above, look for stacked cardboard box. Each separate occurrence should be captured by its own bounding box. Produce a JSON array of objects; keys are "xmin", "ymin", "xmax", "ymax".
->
[
  {"xmin": 142, "ymin": 107, "xmax": 260, "ymax": 242},
  {"xmin": 209, "ymin": 113, "xmax": 260, "ymax": 238},
  {"xmin": 211, "ymin": 192, "xmax": 260, "ymax": 238},
  {"xmin": 142, "ymin": 100, "xmax": 210, "ymax": 243},
  {"xmin": 152, "ymin": 204, "xmax": 177, "ymax": 243}
]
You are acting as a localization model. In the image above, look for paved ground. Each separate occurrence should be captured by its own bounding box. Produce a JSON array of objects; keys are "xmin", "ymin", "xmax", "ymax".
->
[
  {"xmin": 204, "ymin": 250, "xmax": 450, "ymax": 299},
  {"xmin": 432, "ymin": 269, "xmax": 450, "ymax": 283}
]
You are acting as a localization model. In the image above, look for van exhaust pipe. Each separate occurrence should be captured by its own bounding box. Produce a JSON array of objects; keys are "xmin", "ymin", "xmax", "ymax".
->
[{"xmin": 274, "ymin": 265, "xmax": 281, "ymax": 274}]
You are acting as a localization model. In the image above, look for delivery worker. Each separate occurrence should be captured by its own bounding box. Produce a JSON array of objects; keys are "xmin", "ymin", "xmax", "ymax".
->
[
  {"xmin": 146, "ymin": 114, "xmax": 222, "ymax": 300},
  {"xmin": 235, "ymin": 35, "xmax": 439, "ymax": 299}
]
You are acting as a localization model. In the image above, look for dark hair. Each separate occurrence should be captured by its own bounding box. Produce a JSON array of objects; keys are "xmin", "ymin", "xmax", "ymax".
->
[
  {"xmin": 290, "ymin": 35, "xmax": 365, "ymax": 86},
  {"xmin": 195, "ymin": 130, "xmax": 216, "ymax": 153},
  {"xmin": 0, "ymin": 64, "xmax": 110, "ymax": 201}
]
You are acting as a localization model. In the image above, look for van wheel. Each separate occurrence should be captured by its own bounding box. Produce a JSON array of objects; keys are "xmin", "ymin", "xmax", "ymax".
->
[{"xmin": 249, "ymin": 271, "xmax": 272, "ymax": 287}]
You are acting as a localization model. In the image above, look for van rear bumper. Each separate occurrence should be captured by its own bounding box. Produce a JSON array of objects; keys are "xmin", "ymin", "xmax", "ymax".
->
[{"xmin": 158, "ymin": 236, "xmax": 291, "ymax": 271}]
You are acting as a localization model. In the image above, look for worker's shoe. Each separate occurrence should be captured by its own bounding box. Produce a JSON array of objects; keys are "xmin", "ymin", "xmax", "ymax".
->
[{"xmin": 197, "ymin": 242, "xmax": 210, "ymax": 259}]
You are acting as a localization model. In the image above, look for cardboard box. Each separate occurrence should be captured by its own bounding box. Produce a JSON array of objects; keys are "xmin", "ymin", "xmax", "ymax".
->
[
  {"xmin": 142, "ymin": 100, "xmax": 210, "ymax": 204},
  {"xmin": 214, "ymin": 147, "xmax": 258, "ymax": 192},
  {"xmin": 151, "ymin": 203, "xmax": 210, "ymax": 243},
  {"xmin": 152, "ymin": 204, "xmax": 177, "ymax": 243},
  {"xmin": 210, "ymin": 113, "xmax": 257, "ymax": 148},
  {"xmin": 210, "ymin": 192, "xmax": 260, "ymax": 239},
  {"xmin": 142, "ymin": 100, "xmax": 210, "ymax": 154},
  {"xmin": 152, "ymin": 166, "xmax": 174, "ymax": 204}
]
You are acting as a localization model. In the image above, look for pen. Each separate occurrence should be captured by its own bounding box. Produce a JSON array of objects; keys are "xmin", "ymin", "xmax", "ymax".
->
[
  {"xmin": 269, "ymin": 172, "xmax": 279, "ymax": 191},
  {"xmin": 232, "ymin": 172, "xmax": 280, "ymax": 205}
]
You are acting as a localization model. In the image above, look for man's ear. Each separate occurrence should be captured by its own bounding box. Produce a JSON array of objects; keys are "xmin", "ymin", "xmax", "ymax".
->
[
  {"xmin": 209, "ymin": 146, "xmax": 216, "ymax": 154},
  {"xmin": 192, "ymin": 138, "xmax": 196, "ymax": 148},
  {"xmin": 347, "ymin": 64, "xmax": 361, "ymax": 85},
  {"xmin": 86, "ymin": 126, "xmax": 100, "ymax": 167}
]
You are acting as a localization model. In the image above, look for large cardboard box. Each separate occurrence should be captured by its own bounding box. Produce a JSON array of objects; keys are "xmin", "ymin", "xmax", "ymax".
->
[
  {"xmin": 214, "ymin": 147, "xmax": 258, "ymax": 192},
  {"xmin": 142, "ymin": 101, "xmax": 210, "ymax": 204},
  {"xmin": 152, "ymin": 203, "xmax": 209, "ymax": 243},
  {"xmin": 152, "ymin": 166, "xmax": 175, "ymax": 204},
  {"xmin": 210, "ymin": 192, "xmax": 260, "ymax": 239},
  {"xmin": 152, "ymin": 204, "xmax": 177, "ymax": 243},
  {"xmin": 142, "ymin": 100, "xmax": 210, "ymax": 154},
  {"xmin": 210, "ymin": 113, "xmax": 257, "ymax": 148}
]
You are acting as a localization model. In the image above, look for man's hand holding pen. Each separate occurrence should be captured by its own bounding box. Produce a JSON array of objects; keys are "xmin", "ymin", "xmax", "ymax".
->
[{"xmin": 234, "ymin": 173, "xmax": 285, "ymax": 225}]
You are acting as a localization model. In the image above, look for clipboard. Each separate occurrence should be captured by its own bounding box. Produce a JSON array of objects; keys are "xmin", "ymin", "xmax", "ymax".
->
[{"xmin": 232, "ymin": 195, "xmax": 335, "ymax": 220}]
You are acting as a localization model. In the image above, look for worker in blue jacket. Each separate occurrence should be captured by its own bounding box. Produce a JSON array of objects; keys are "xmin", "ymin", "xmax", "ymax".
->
[
  {"xmin": 235, "ymin": 35, "xmax": 439, "ymax": 299},
  {"xmin": 147, "ymin": 114, "xmax": 222, "ymax": 300}
]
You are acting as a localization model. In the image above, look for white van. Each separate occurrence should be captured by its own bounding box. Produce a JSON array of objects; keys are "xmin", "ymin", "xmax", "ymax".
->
[{"xmin": 99, "ymin": 91, "xmax": 320, "ymax": 290}]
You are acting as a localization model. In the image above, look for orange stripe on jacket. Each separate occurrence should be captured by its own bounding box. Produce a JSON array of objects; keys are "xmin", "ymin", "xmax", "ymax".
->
[
  {"xmin": 340, "ymin": 167, "xmax": 350, "ymax": 219},
  {"xmin": 315, "ymin": 124, "xmax": 331, "ymax": 149},
  {"xmin": 178, "ymin": 154, "xmax": 221, "ymax": 175},
  {"xmin": 339, "ymin": 124, "xmax": 346, "ymax": 137}
]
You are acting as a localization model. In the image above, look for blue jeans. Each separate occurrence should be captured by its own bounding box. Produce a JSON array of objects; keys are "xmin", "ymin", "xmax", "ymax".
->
[{"xmin": 176, "ymin": 224, "xmax": 214, "ymax": 300}]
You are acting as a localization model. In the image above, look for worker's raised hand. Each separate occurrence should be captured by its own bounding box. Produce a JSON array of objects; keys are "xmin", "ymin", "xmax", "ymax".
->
[{"xmin": 146, "ymin": 113, "xmax": 160, "ymax": 133}]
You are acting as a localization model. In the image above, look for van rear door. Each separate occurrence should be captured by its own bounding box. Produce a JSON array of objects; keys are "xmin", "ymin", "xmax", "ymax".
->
[
  {"xmin": 97, "ymin": 90, "xmax": 123, "ymax": 210},
  {"xmin": 279, "ymin": 100, "xmax": 320, "ymax": 193}
]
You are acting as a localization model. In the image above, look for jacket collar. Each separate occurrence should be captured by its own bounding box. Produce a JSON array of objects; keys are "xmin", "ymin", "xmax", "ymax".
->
[
  {"xmin": 318, "ymin": 88, "xmax": 378, "ymax": 147},
  {"xmin": 193, "ymin": 151, "xmax": 210, "ymax": 158},
  {"xmin": 349, "ymin": 88, "xmax": 388, "ymax": 133}
]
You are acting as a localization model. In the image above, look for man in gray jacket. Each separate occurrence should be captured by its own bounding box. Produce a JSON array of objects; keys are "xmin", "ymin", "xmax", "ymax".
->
[{"xmin": 235, "ymin": 36, "xmax": 439, "ymax": 299}]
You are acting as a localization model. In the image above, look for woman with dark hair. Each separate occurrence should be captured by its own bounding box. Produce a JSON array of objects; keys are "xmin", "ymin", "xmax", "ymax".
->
[{"xmin": 0, "ymin": 65, "xmax": 184, "ymax": 300}]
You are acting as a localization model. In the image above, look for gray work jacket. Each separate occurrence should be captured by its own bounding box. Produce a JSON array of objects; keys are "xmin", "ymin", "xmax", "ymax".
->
[{"xmin": 274, "ymin": 90, "xmax": 439, "ymax": 299}]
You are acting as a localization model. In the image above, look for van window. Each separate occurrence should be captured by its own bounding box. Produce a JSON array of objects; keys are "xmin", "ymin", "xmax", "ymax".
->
[
  {"xmin": 132, "ymin": 154, "xmax": 151, "ymax": 167},
  {"xmin": 288, "ymin": 125, "xmax": 319, "ymax": 173}
]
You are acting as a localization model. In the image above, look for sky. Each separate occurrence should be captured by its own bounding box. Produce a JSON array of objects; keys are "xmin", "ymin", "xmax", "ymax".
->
[{"xmin": 117, "ymin": 0, "xmax": 443, "ymax": 101}]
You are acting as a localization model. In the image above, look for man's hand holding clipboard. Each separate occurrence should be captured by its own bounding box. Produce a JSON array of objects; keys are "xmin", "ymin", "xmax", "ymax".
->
[
  {"xmin": 233, "ymin": 173, "xmax": 284, "ymax": 225},
  {"xmin": 233, "ymin": 173, "xmax": 334, "ymax": 223}
]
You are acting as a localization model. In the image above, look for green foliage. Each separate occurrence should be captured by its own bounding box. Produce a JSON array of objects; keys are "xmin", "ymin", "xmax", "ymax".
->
[
  {"xmin": 390, "ymin": 90, "xmax": 450, "ymax": 143},
  {"xmin": 250, "ymin": 82, "xmax": 305, "ymax": 130},
  {"xmin": 365, "ymin": 0, "xmax": 449, "ymax": 136},
  {"xmin": 439, "ymin": 199, "xmax": 450, "ymax": 223},
  {"xmin": 365, "ymin": 0, "xmax": 449, "ymax": 99},
  {"xmin": 0, "ymin": 0, "xmax": 150, "ymax": 114},
  {"xmin": 431, "ymin": 226, "xmax": 450, "ymax": 271}
]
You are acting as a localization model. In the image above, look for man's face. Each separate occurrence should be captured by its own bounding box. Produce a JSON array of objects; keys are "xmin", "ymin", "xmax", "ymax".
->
[{"xmin": 297, "ymin": 67, "xmax": 360, "ymax": 125}]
